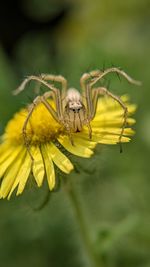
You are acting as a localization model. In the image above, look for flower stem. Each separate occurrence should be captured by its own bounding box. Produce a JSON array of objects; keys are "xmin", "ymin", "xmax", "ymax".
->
[{"xmin": 63, "ymin": 179, "xmax": 101, "ymax": 267}]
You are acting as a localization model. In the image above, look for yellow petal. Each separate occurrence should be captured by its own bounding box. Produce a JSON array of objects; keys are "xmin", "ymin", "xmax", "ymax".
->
[
  {"xmin": 0, "ymin": 142, "xmax": 10, "ymax": 156},
  {"xmin": 98, "ymin": 136, "xmax": 131, "ymax": 144},
  {"xmin": 32, "ymin": 146, "xmax": 45, "ymax": 187},
  {"xmin": 16, "ymin": 152, "xmax": 32, "ymax": 195},
  {"xmin": 0, "ymin": 148, "xmax": 26, "ymax": 199},
  {"xmin": 94, "ymin": 109, "xmax": 129, "ymax": 120},
  {"xmin": 92, "ymin": 118, "xmax": 136, "ymax": 127},
  {"xmin": 0, "ymin": 144, "xmax": 19, "ymax": 163},
  {"xmin": 7, "ymin": 151, "xmax": 29, "ymax": 198},
  {"xmin": 91, "ymin": 127, "xmax": 135, "ymax": 136},
  {"xmin": 58, "ymin": 135, "xmax": 93, "ymax": 158},
  {"xmin": 0, "ymin": 145, "xmax": 23, "ymax": 178},
  {"xmin": 73, "ymin": 133, "xmax": 97, "ymax": 148},
  {"xmin": 96, "ymin": 98, "xmax": 136, "ymax": 117},
  {"xmin": 41, "ymin": 144, "xmax": 55, "ymax": 190},
  {"xmin": 90, "ymin": 132, "xmax": 131, "ymax": 144},
  {"xmin": 45, "ymin": 142, "xmax": 73, "ymax": 174}
]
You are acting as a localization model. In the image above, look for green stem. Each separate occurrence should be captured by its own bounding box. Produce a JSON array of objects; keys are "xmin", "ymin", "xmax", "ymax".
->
[{"xmin": 63, "ymin": 179, "xmax": 101, "ymax": 267}]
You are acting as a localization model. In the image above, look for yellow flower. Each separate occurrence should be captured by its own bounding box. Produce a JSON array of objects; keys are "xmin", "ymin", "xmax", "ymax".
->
[{"xmin": 0, "ymin": 96, "xmax": 136, "ymax": 199}]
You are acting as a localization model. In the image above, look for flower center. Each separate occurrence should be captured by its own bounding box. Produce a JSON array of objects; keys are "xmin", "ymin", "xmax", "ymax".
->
[{"xmin": 3, "ymin": 101, "xmax": 64, "ymax": 145}]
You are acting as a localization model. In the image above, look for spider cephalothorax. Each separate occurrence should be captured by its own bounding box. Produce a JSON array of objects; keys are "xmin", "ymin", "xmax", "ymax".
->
[{"xmin": 13, "ymin": 68, "xmax": 141, "ymax": 158}]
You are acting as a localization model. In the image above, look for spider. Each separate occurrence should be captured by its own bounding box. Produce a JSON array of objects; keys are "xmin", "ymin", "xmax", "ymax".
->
[{"xmin": 13, "ymin": 67, "xmax": 141, "ymax": 159}]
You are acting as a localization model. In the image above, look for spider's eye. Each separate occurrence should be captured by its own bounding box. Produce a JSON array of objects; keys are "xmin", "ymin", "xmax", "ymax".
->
[{"xmin": 72, "ymin": 108, "xmax": 81, "ymax": 113}]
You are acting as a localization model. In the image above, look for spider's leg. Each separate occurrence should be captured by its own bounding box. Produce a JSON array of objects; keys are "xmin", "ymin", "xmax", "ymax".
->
[
  {"xmin": 80, "ymin": 70, "xmax": 109, "ymax": 115},
  {"xmin": 92, "ymin": 87, "xmax": 128, "ymax": 153},
  {"xmin": 41, "ymin": 91, "xmax": 62, "ymax": 122},
  {"xmin": 42, "ymin": 91, "xmax": 64, "ymax": 121},
  {"xmin": 13, "ymin": 76, "xmax": 59, "ymax": 96},
  {"xmin": 22, "ymin": 96, "xmax": 42, "ymax": 163},
  {"xmin": 13, "ymin": 75, "xmax": 64, "ymax": 120},
  {"xmin": 80, "ymin": 73, "xmax": 93, "ymax": 116},
  {"xmin": 23, "ymin": 103, "xmax": 36, "ymax": 163},
  {"xmin": 80, "ymin": 76, "xmax": 94, "ymax": 139},
  {"xmin": 40, "ymin": 74, "xmax": 67, "ymax": 97},
  {"xmin": 40, "ymin": 74, "xmax": 67, "ymax": 117},
  {"xmin": 80, "ymin": 68, "xmax": 141, "ymax": 89},
  {"xmin": 64, "ymin": 123, "xmax": 74, "ymax": 146},
  {"xmin": 90, "ymin": 67, "xmax": 142, "ymax": 87},
  {"xmin": 23, "ymin": 93, "xmax": 60, "ymax": 162},
  {"xmin": 80, "ymin": 70, "xmax": 101, "ymax": 90},
  {"xmin": 86, "ymin": 121, "xmax": 92, "ymax": 139},
  {"xmin": 62, "ymin": 105, "xmax": 74, "ymax": 145}
]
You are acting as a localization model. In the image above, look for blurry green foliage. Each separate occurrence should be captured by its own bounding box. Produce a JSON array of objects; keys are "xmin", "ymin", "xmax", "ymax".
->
[{"xmin": 0, "ymin": 0, "xmax": 150, "ymax": 266}]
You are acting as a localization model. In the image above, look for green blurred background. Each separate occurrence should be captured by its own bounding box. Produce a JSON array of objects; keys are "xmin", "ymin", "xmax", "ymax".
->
[{"xmin": 0, "ymin": 0, "xmax": 150, "ymax": 266}]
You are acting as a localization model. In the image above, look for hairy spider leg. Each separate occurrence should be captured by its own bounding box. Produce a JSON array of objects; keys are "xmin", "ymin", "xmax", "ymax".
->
[
  {"xmin": 92, "ymin": 87, "xmax": 128, "ymax": 153},
  {"xmin": 80, "ymin": 80, "xmax": 96, "ymax": 138},
  {"xmin": 40, "ymin": 74, "xmax": 67, "ymax": 96},
  {"xmin": 22, "ymin": 91, "xmax": 60, "ymax": 162},
  {"xmin": 80, "ymin": 69, "xmax": 113, "ymax": 117},
  {"xmin": 40, "ymin": 74, "xmax": 68, "ymax": 113},
  {"xmin": 64, "ymin": 123, "xmax": 74, "ymax": 146},
  {"xmin": 89, "ymin": 67, "xmax": 142, "ymax": 87},
  {"xmin": 80, "ymin": 68, "xmax": 141, "ymax": 89},
  {"xmin": 13, "ymin": 75, "xmax": 64, "ymax": 120},
  {"xmin": 34, "ymin": 74, "xmax": 67, "ymax": 95},
  {"xmin": 80, "ymin": 68, "xmax": 141, "ymax": 150}
]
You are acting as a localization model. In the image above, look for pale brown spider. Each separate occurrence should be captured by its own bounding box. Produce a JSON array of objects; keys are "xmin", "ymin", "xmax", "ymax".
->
[{"xmin": 13, "ymin": 67, "xmax": 141, "ymax": 158}]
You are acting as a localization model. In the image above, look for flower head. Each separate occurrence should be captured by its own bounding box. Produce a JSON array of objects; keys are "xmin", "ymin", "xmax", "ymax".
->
[{"xmin": 0, "ymin": 96, "xmax": 136, "ymax": 199}]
